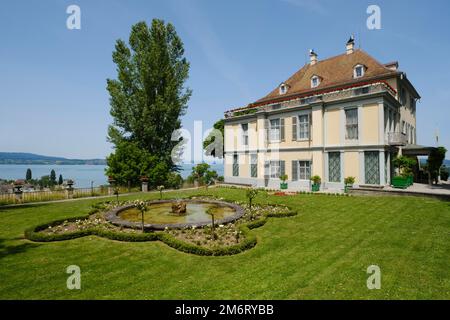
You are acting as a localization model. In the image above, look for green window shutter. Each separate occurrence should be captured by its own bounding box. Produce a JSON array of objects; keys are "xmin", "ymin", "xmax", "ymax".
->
[
  {"xmin": 280, "ymin": 161, "xmax": 285, "ymax": 176},
  {"xmin": 292, "ymin": 117, "xmax": 297, "ymax": 141},
  {"xmin": 280, "ymin": 118, "xmax": 285, "ymax": 142},
  {"xmin": 265, "ymin": 119, "xmax": 270, "ymax": 144},
  {"xmin": 292, "ymin": 161, "xmax": 298, "ymax": 181}
]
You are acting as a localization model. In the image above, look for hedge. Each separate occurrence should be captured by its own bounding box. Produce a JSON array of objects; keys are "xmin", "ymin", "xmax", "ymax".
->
[{"xmin": 24, "ymin": 204, "xmax": 297, "ymax": 256}]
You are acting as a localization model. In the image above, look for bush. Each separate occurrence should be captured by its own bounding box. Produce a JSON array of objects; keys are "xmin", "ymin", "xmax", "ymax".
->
[
  {"xmin": 310, "ymin": 175, "xmax": 321, "ymax": 184},
  {"xmin": 167, "ymin": 172, "xmax": 183, "ymax": 189},
  {"xmin": 344, "ymin": 176, "xmax": 355, "ymax": 185},
  {"xmin": 441, "ymin": 166, "xmax": 449, "ymax": 181}
]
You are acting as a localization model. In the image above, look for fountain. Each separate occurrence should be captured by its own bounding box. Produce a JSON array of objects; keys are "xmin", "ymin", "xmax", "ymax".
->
[{"xmin": 105, "ymin": 199, "xmax": 244, "ymax": 231}]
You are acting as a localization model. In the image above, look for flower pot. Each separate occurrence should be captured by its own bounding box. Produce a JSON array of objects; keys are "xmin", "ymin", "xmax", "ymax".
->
[
  {"xmin": 344, "ymin": 184, "xmax": 353, "ymax": 193},
  {"xmin": 391, "ymin": 176, "xmax": 408, "ymax": 189},
  {"xmin": 280, "ymin": 182, "xmax": 288, "ymax": 190},
  {"xmin": 311, "ymin": 183, "xmax": 320, "ymax": 192}
]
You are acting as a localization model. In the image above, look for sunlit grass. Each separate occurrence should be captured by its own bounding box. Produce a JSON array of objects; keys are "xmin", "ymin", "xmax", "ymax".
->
[{"xmin": 0, "ymin": 187, "xmax": 449, "ymax": 299}]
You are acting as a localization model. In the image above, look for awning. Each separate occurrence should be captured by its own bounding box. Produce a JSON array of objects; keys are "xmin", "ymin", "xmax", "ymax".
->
[{"xmin": 402, "ymin": 144, "xmax": 436, "ymax": 156}]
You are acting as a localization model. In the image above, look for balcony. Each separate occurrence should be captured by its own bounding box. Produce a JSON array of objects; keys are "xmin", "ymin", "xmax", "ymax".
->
[{"xmin": 388, "ymin": 132, "xmax": 407, "ymax": 146}]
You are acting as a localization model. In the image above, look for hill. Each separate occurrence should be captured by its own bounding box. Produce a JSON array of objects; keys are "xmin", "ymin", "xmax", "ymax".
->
[{"xmin": 0, "ymin": 152, "xmax": 106, "ymax": 165}]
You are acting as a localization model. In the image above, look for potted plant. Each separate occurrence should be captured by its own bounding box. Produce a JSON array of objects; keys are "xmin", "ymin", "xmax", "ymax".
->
[
  {"xmin": 279, "ymin": 174, "xmax": 288, "ymax": 190},
  {"xmin": 392, "ymin": 156, "xmax": 415, "ymax": 189},
  {"xmin": 310, "ymin": 175, "xmax": 321, "ymax": 192},
  {"xmin": 344, "ymin": 176, "xmax": 355, "ymax": 193}
]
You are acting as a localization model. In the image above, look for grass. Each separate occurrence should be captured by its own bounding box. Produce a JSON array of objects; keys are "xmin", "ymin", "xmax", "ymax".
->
[{"xmin": 0, "ymin": 187, "xmax": 449, "ymax": 299}]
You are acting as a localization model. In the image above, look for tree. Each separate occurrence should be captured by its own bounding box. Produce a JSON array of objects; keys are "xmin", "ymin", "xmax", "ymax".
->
[
  {"xmin": 166, "ymin": 172, "xmax": 183, "ymax": 189},
  {"xmin": 106, "ymin": 19, "xmax": 191, "ymax": 181},
  {"xmin": 39, "ymin": 175, "xmax": 51, "ymax": 188},
  {"xmin": 50, "ymin": 170, "xmax": 57, "ymax": 186},
  {"xmin": 106, "ymin": 141, "xmax": 158, "ymax": 187},
  {"xmin": 427, "ymin": 147, "xmax": 447, "ymax": 184},
  {"xmin": 186, "ymin": 163, "xmax": 218, "ymax": 186},
  {"xmin": 26, "ymin": 168, "xmax": 32, "ymax": 181},
  {"xmin": 58, "ymin": 174, "xmax": 63, "ymax": 185},
  {"xmin": 392, "ymin": 155, "xmax": 416, "ymax": 177},
  {"xmin": 203, "ymin": 119, "xmax": 224, "ymax": 158},
  {"xmin": 246, "ymin": 188, "xmax": 259, "ymax": 210},
  {"xmin": 106, "ymin": 141, "xmax": 179, "ymax": 188}
]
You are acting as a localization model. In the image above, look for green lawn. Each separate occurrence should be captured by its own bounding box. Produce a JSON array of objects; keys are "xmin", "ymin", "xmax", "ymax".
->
[{"xmin": 1, "ymin": 188, "xmax": 449, "ymax": 299}]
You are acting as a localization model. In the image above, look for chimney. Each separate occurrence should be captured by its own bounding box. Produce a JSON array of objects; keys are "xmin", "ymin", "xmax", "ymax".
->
[
  {"xmin": 309, "ymin": 49, "xmax": 318, "ymax": 65},
  {"xmin": 346, "ymin": 35, "xmax": 355, "ymax": 54}
]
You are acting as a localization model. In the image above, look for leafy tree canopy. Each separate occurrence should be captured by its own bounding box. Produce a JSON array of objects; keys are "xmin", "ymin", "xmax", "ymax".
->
[{"xmin": 106, "ymin": 19, "xmax": 191, "ymax": 186}]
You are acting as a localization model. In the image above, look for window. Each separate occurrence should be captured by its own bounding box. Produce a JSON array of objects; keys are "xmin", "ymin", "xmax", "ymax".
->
[
  {"xmin": 410, "ymin": 96, "xmax": 416, "ymax": 114},
  {"xmin": 354, "ymin": 87, "xmax": 370, "ymax": 95},
  {"xmin": 328, "ymin": 152, "xmax": 341, "ymax": 182},
  {"xmin": 298, "ymin": 161, "xmax": 311, "ymax": 180},
  {"xmin": 279, "ymin": 84, "xmax": 288, "ymax": 95},
  {"xmin": 232, "ymin": 154, "xmax": 239, "ymax": 177},
  {"xmin": 298, "ymin": 114, "xmax": 310, "ymax": 140},
  {"xmin": 401, "ymin": 121, "xmax": 406, "ymax": 134},
  {"xmin": 364, "ymin": 151, "xmax": 380, "ymax": 185},
  {"xmin": 354, "ymin": 65, "xmax": 364, "ymax": 78},
  {"xmin": 345, "ymin": 108, "xmax": 358, "ymax": 140},
  {"xmin": 269, "ymin": 119, "xmax": 281, "ymax": 142},
  {"xmin": 250, "ymin": 154, "xmax": 258, "ymax": 178},
  {"xmin": 400, "ymin": 87, "xmax": 406, "ymax": 105},
  {"xmin": 311, "ymin": 76, "xmax": 320, "ymax": 88},
  {"xmin": 269, "ymin": 161, "xmax": 280, "ymax": 179},
  {"xmin": 241, "ymin": 123, "xmax": 249, "ymax": 146}
]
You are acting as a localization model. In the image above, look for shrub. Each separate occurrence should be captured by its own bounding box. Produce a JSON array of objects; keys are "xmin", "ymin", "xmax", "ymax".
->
[
  {"xmin": 245, "ymin": 188, "xmax": 259, "ymax": 209},
  {"xmin": 344, "ymin": 177, "xmax": 355, "ymax": 185},
  {"xmin": 441, "ymin": 166, "xmax": 449, "ymax": 181},
  {"xmin": 310, "ymin": 175, "xmax": 321, "ymax": 184}
]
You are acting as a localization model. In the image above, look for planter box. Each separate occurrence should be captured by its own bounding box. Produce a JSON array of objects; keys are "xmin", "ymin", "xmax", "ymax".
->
[
  {"xmin": 391, "ymin": 176, "xmax": 409, "ymax": 189},
  {"xmin": 311, "ymin": 183, "xmax": 320, "ymax": 192},
  {"xmin": 280, "ymin": 182, "xmax": 288, "ymax": 190},
  {"xmin": 344, "ymin": 184, "xmax": 353, "ymax": 193}
]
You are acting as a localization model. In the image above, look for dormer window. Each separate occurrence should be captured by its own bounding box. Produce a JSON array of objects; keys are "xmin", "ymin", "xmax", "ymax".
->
[
  {"xmin": 311, "ymin": 75, "xmax": 320, "ymax": 88},
  {"xmin": 354, "ymin": 64, "xmax": 365, "ymax": 78},
  {"xmin": 279, "ymin": 83, "xmax": 288, "ymax": 95}
]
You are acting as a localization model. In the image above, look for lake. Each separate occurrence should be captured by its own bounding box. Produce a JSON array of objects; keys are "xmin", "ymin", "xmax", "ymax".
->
[{"xmin": 0, "ymin": 163, "xmax": 224, "ymax": 188}]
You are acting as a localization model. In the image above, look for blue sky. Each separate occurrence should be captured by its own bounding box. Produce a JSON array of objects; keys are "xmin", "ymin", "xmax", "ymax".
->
[{"xmin": 0, "ymin": 0, "xmax": 449, "ymax": 159}]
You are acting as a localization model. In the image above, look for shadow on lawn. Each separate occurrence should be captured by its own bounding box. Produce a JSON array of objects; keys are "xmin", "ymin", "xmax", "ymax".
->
[
  {"xmin": 0, "ymin": 203, "xmax": 49, "ymax": 213},
  {"xmin": 0, "ymin": 238, "xmax": 41, "ymax": 259}
]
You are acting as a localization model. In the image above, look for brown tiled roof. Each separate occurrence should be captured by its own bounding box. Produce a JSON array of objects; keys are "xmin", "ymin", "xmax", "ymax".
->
[{"xmin": 245, "ymin": 49, "xmax": 398, "ymax": 109}]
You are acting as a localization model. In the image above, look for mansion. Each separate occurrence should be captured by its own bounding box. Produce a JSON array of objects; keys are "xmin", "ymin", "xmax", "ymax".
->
[{"xmin": 223, "ymin": 37, "xmax": 423, "ymax": 190}]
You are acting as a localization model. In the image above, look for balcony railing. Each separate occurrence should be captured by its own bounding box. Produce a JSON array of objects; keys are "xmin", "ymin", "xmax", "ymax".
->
[{"xmin": 388, "ymin": 132, "xmax": 407, "ymax": 146}]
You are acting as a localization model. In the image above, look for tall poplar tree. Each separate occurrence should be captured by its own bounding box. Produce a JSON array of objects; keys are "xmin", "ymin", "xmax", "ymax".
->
[{"xmin": 106, "ymin": 19, "xmax": 191, "ymax": 186}]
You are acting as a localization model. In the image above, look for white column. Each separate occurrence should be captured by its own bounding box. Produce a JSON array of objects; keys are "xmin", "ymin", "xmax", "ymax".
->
[
  {"xmin": 379, "ymin": 150, "xmax": 385, "ymax": 186},
  {"xmin": 359, "ymin": 151, "xmax": 365, "ymax": 185},
  {"xmin": 379, "ymin": 102, "xmax": 385, "ymax": 144}
]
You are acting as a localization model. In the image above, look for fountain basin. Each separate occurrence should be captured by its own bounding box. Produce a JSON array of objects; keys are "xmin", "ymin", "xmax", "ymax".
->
[{"xmin": 105, "ymin": 199, "xmax": 245, "ymax": 230}]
